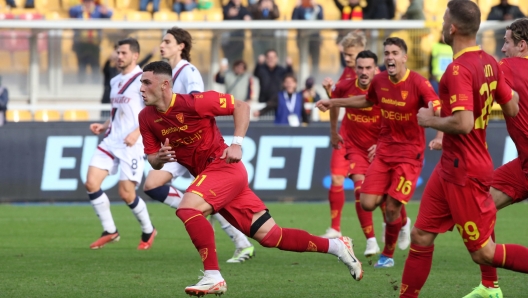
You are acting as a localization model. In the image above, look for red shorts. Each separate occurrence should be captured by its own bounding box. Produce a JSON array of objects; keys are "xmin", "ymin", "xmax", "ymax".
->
[
  {"xmin": 186, "ymin": 159, "xmax": 267, "ymax": 236},
  {"xmin": 492, "ymin": 158, "xmax": 528, "ymax": 203},
  {"xmin": 344, "ymin": 140, "xmax": 371, "ymax": 176},
  {"xmin": 330, "ymin": 146, "xmax": 350, "ymax": 176},
  {"xmin": 415, "ymin": 166, "xmax": 496, "ymax": 252},
  {"xmin": 361, "ymin": 157, "xmax": 421, "ymax": 203}
]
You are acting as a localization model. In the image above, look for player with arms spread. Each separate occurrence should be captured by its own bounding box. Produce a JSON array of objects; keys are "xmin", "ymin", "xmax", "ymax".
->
[
  {"xmin": 317, "ymin": 37, "xmax": 442, "ymax": 268},
  {"xmin": 320, "ymin": 31, "xmax": 369, "ymax": 239},
  {"xmin": 464, "ymin": 18, "xmax": 528, "ymax": 298},
  {"xmin": 400, "ymin": 2, "xmax": 527, "ymax": 297},
  {"xmin": 326, "ymin": 50, "xmax": 384, "ymax": 257},
  {"xmin": 142, "ymin": 27, "xmax": 254, "ymax": 263},
  {"xmin": 86, "ymin": 38, "xmax": 156, "ymax": 250},
  {"xmin": 138, "ymin": 61, "xmax": 363, "ymax": 296}
]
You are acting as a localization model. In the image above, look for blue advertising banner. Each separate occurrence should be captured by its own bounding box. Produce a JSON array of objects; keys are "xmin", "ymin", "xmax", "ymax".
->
[{"xmin": 0, "ymin": 121, "xmax": 516, "ymax": 202}]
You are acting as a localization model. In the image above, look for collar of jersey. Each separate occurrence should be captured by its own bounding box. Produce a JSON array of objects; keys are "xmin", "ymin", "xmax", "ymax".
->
[
  {"xmin": 389, "ymin": 68, "xmax": 410, "ymax": 85},
  {"xmin": 355, "ymin": 79, "xmax": 368, "ymax": 91},
  {"xmin": 453, "ymin": 46, "xmax": 480, "ymax": 60},
  {"xmin": 159, "ymin": 93, "xmax": 177, "ymax": 114}
]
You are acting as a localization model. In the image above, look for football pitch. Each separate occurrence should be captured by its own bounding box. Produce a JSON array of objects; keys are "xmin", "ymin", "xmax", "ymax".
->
[{"xmin": 1, "ymin": 202, "xmax": 527, "ymax": 297}]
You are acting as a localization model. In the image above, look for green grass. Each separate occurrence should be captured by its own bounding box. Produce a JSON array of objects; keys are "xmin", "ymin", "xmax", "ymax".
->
[{"xmin": 1, "ymin": 202, "xmax": 527, "ymax": 297}]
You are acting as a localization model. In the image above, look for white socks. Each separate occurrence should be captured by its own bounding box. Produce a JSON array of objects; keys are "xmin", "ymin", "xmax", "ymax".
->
[
  {"xmin": 212, "ymin": 213, "xmax": 252, "ymax": 249},
  {"xmin": 164, "ymin": 186, "xmax": 183, "ymax": 209},
  {"xmin": 89, "ymin": 190, "xmax": 117, "ymax": 234},
  {"xmin": 128, "ymin": 196, "xmax": 154, "ymax": 234},
  {"xmin": 328, "ymin": 238, "xmax": 340, "ymax": 256},
  {"xmin": 204, "ymin": 270, "xmax": 223, "ymax": 281}
]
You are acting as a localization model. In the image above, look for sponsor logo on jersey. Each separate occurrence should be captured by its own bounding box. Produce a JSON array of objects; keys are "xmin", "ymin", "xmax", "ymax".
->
[
  {"xmin": 381, "ymin": 97, "xmax": 406, "ymax": 106},
  {"xmin": 459, "ymin": 94, "xmax": 468, "ymax": 101},
  {"xmin": 154, "ymin": 118, "xmax": 163, "ymax": 123},
  {"xmin": 401, "ymin": 91, "xmax": 408, "ymax": 100},
  {"xmin": 381, "ymin": 87, "xmax": 389, "ymax": 91},
  {"xmin": 176, "ymin": 113, "xmax": 184, "ymax": 123},
  {"xmin": 381, "ymin": 109, "xmax": 412, "ymax": 121},
  {"xmin": 111, "ymin": 96, "xmax": 131, "ymax": 104},
  {"xmin": 161, "ymin": 125, "xmax": 188, "ymax": 136}
]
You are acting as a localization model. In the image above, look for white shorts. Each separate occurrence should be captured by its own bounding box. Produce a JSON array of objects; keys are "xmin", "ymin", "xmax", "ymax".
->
[
  {"xmin": 158, "ymin": 161, "xmax": 190, "ymax": 179},
  {"xmin": 89, "ymin": 140, "xmax": 145, "ymax": 184}
]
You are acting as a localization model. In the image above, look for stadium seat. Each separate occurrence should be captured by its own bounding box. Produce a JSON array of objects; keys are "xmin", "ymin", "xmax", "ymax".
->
[
  {"xmin": 6, "ymin": 110, "xmax": 32, "ymax": 122},
  {"xmin": 205, "ymin": 8, "xmax": 223, "ymax": 21},
  {"xmin": 318, "ymin": 110, "xmax": 330, "ymax": 122},
  {"xmin": 115, "ymin": 0, "xmax": 139, "ymax": 11},
  {"xmin": 490, "ymin": 103, "xmax": 504, "ymax": 120},
  {"xmin": 36, "ymin": 0, "xmax": 61, "ymax": 11},
  {"xmin": 153, "ymin": 11, "xmax": 178, "ymax": 21},
  {"xmin": 63, "ymin": 109, "xmax": 89, "ymax": 121},
  {"xmin": 179, "ymin": 11, "xmax": 205, "ymax": 22},
  {"xmin": 125, "ymin": 11, "xmax": 152, "ymax": 21},
  {"xmin": 16, "ymin": 11, "xmax": 44, "ymax": 20},
  {"xmin": 34, "ymin": 110, "xmax": 61, "ymax": 122},
  {"xmin": 111, "ymin": 10, "xmax": 125, "ymax": 20},
  {"xmin": 0, "ymin": 12, "xmax": 15, "ymax": 19}
]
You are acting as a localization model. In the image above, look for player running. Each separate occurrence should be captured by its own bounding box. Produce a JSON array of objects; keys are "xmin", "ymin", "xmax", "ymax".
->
[
  {"xmin": 320, "ymin": 31, "xmax": 368, "ymax": 239},
  {"xmin": 86, "ymin": 38, "xmax": 156, "ymax": 250},
  {"xmin": 400, "ymin": 2, "xmax": 528, "ymax": 297},
  {"xmin": 142, "ymin": 27, "xmax": 255, "ymax": 263},
  {"xmin": 464, "ymin": 18, "xmax": 528, "ymax": 298},
  {"xmin": 317, "ymin": 37, "xmax": 442, "ymax": 268},
  {"xmin": 138, "ymin": 61, "xmax": 363, "ymax": 296},
  {"xmin": 325, "ymin": 49, "xmax": 384, "ymax": 257}
]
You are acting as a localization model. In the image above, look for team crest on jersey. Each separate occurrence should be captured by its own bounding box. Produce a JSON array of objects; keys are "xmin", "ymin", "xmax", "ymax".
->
[
  {"xmin": 118, "ymin": 81, "xmax": 122, "ymax": 88},
  {"xmin": 450, "ymin": 95, "xmax": 457, "ymax": 104},
  {"xmin": 176, "ymin": 113, "xmax": 184, "ymax": 123},
  {"xmin": 453, "ymin": 65, "xmax": 459, "ymax": 75},
  {"xmin": 350, "ymin": 162, "xmax": 356, "ymax": 169},
  {"xmin": 219, "ymin": 97, "xmax": 227, "ymax": 108},
  {"xmin": 401, "ymin": 91, "xmax": 408, "ymax": 100}
]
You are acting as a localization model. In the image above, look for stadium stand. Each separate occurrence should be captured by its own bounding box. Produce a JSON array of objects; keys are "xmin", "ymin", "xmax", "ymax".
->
[
  {"xmin": 63, "ymin": 109, "xmax": 89, "ymax": 121},
  {"xmin": 6, "ymin": 110, "xmax": 32, "ymax": 122},
  {"xmin": 34, "ymin": 109, "xmax": 61, "ymax": 122}
]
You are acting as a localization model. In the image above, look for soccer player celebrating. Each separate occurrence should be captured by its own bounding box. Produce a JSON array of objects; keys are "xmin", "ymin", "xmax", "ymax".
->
[
  {"xmin": 138, "ymin": 61, "xmax": 363, "ymax": 296},
  {"xmin": 86, "ymin": 38, "xmax": 156, "ymax": 250},
  {"xmin": 464, "ymin": 18, "xmax": 528, "ymax": 298},
  {"xmin": 143, "ymin": 27, "xmax": 255, "ymax": 263},
  {"xmin": 320, "ymin": 31, "xmax": 367, "ymax": 239},
  {"xmin": 399, "ymin": 1, "xmax": 528, "ymax": 297},
  {"xmin": 325, "ymin": 50, "xmax": 383, "ymax": 257},
  {"xmin": 317, "ymin": 37, "xmax": 441, "ymax": 268}
]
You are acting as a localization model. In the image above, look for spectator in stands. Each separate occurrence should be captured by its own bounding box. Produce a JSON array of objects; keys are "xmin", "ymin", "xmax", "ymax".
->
[
  {"xmin": 215, "ymin": 59, "xmax": 253, "ymax": 102},
  {"xmin": 249, "ymin": 0, "xmax": 280, "ymax": 61},
  {"xmin": 254, "ymin": 49, "xmax": 293, "ymax": 103},
  {"xmin": 401, "ymin": 0, "xmax": 424, "ymax": 20},
  {"xmin": 139, "ymin": 0, "xmax": 160, "ymax": 13},
  {"xmin": 428, "ymin": 38, "xmax": 452, "ymax": 95},
  {"xmin": 487, "ymin": 0, "xmax": 525, "ymax": 58},
  {"xmin": 222, "ymin": 0, "xmax": 251, "ymax": 64},
  {"xmin": 333, "ymin": 0, "xmax": 363, "ymax": 20},
  {"xmin": 6, "ymin": 0, "xmax": 33, "ymax": 8},
  {"xmin": 292, "ymin": 0, "xmax": 323, "ymax": 76},
  {"xmin": 69, "ymin": 0, "xmax": 112, "ymax": 84},
  {"xmin": 0, "ymin": 76, "xmax": 7, "ymax": 126},
  {"xmin": 254, "ymin": 74, "xmax": 308, "ymax": 126},
  {"xmin": 301, "ymin": 76, "xmax": 321, "ymax": 119},
  {"xmin": 363, "ymin": 0, "xmax": 395, "ymax": 20},
  {"xmin": 173, "ymin": 0, "xmax": 197, "ymax": 14}
]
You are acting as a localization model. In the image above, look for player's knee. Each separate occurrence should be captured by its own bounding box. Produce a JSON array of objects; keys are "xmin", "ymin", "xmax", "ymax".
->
[
  {"xmin": 331, "ymin": 175, "xmax": 345, "ymax": 186},
  {"xmin": 84, "ymin": 178, "xmax": 100, "ymax": 193},
  {"xmin": 470, "ymin": 244, "xmax": 495, "ymax": 265},
  {"xmin": 410, "ymin": 227, "xmax": 435, "ymax": 246},
  {"xmin": 360, "ymin": 199, "xmax": 376, "ymax": 211},
  {"xmin": 143, "ymin": 179, "xmax": 161, "ymax": 192},
  {"xmin": 258, "ymin": 224, "xmax": 281, "ymax": 248}
]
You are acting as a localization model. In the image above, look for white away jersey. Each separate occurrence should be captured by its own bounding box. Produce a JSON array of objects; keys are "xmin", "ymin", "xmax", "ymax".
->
[
  {"xmin": 171, "ymin": 59, "xmax": 204, "ymax": 94},
  {"xmin": 106, "ymin": 65, "xmax": 145, "ymax": 148}
]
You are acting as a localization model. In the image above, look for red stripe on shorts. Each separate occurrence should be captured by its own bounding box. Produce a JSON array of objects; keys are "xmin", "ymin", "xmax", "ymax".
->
[{"xmin": 97, "ymin": 146, "xmax": 114, "ymax": 160}]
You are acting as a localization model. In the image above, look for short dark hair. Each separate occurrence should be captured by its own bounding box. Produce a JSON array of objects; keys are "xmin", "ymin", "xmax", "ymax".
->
[
  {"xmin": 507, "ymin": 18, "xmax": 528, "ymax": 45},
  {"xmin": 383, "ymin": 37, "xmax": 408, "ymax": 54},
  {"xmin": 447, "ymin": 0, "xmax": 481, "ymax": 37},
  {"xmin": 143, "ymin": 61, "xmax": 172, "ymax": 77},
  {"xmin": 166, "ymin": 27, "xmax": 192, "ymax": 62},
  {"xmin": 283, "ymin": 73, "xmax": 297, "ymax": 83},
  {"xmin": 233, "ymin": 59, "xmax": 247, "ymax": 70},
  {"xmin": 356, "ymin": 50, "xmax": 378, "ymax": 65},
  {"xmin": 117, "ymin": 37, "xmax": 140, "ymax": 54}
]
